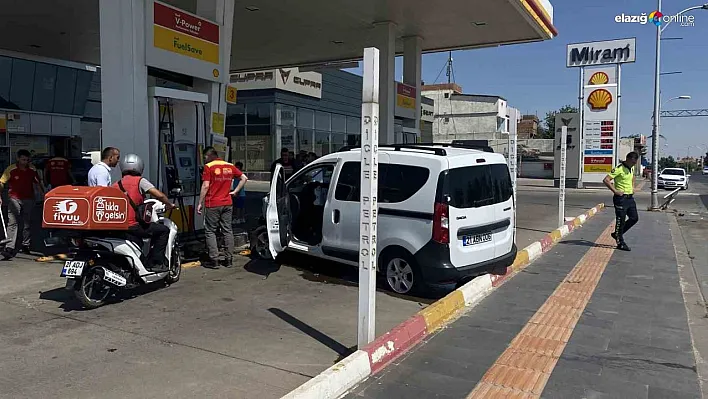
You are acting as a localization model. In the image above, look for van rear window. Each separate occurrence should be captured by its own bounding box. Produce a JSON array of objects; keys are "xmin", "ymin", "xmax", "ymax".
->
[{"xmin": 443, "ymin": 164, "xmax": 512, "ymax": 209}]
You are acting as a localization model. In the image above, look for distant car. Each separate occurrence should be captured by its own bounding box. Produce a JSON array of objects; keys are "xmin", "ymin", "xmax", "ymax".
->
[
  {"xmin": 703, "ymin": 166, "xmax": 708, "ymax": 175},
  {"xmin": 658, "ymin": 167, "xmax": 689, "ymax": 190}
]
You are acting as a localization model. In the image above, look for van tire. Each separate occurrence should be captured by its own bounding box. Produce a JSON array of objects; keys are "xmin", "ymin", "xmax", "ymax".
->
[{"xmin": 380, "ymin": 248, "xmax": 422, "ymax": 296}]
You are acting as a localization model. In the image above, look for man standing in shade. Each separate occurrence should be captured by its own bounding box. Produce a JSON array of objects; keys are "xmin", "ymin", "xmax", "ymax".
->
[
  {"xmin": 0, "ymin": 150, "xmax": 45, "ymax": 259},
  {"xmin": 88, "ymin": 147, "xmax": 120, "ymax": 187},
  {"xmin": 603, "ymin": 152, "xmax": 639, "ymax": 251}
]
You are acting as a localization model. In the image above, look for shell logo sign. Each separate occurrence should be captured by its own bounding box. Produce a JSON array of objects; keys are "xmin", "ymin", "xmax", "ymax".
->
[
  {"xmin": 588, "ymin": 72, "xmax": 609, "ymax": 85},
  {"xmin": 588, "ymin": 89, "xmax": 613, "ymax": 110}
]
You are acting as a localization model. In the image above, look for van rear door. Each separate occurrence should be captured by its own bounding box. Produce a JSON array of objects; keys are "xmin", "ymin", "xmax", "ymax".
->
[{"xmin": 444, "ymin": 157, "xmax": 498, "ymax": 268}]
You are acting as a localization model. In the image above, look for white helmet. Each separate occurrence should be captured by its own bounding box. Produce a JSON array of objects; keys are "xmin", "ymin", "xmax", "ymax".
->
[{"xmin": 120, "ymin": 153, "xmax": 144, "ymax": 175}]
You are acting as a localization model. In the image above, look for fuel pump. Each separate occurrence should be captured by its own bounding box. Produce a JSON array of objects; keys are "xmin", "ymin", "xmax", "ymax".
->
[{"xmin": 148, "ymin": 87, "xmax": 209, "ymax": 253}]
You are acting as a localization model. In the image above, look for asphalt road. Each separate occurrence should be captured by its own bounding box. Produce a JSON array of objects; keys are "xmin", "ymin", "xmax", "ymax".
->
[{"xmin": 0, "ymin": 179, "xmax": 622, "ymax": 398}]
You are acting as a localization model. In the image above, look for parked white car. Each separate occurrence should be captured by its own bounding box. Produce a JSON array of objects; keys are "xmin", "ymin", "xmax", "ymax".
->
[
  {"xmin": 658, "ymin": 167, "xmax": 689, "ymax": 190},
  {"xmin": 261, "ymin": 144, "xmax": 517, "ymax": 295},
  {"xmin": 703, "ymin": 166, "xmax": 708, "ymax": 175}
]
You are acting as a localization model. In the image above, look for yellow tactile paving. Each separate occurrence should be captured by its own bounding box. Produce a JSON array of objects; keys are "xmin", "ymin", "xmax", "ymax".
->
[{"xmin": 467, "ymin": 224, "xmax": 616, "ymax": 399}]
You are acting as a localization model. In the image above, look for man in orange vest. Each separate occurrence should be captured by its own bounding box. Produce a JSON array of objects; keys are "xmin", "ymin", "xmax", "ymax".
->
[
  {"xmin": 198, "ymin": 147, "xmax": 248, "ymax": 269},
  {"xmin": 44, "ymin": 148, "xmax": 75, "ymax": 189},
  {"xmin": 113, "ymin": 154, "xmax": 175, "ymax": 271}
]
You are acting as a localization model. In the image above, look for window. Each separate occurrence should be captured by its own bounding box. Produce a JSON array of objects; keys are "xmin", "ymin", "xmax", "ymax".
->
[
  {"xmin": 490, "ymin": 164, "xmax": 513, "ymax": 203},
  {"xmin": 226, "ymin": 103, "xmax": 246, "ymax": 125},
  {"xmin": 332, "ymin": 114, "xmax": 346, "ymax": 133},
  {"xmin": 247, "ymin": 103, "xmax": 272, "ymax": 125},
  {"xmin": 72, "ymin": 70, "xmax": 93, "ymax": 115},
  {"xmin": 445, "ymin": 164, "xmax": 512, "ymax": 209},
  {"xmin": 9, "ymin": 58, "xmax": 35, "ymax": 110},
  {"xmin": 53, "ymin": 67, "xmax": 77, "ymax": 115},
  {"xmin": 289, "ymin": 164, "xmax": 335, "ymax": 194},
  {"xmin": 444, "ymin": 117, "xmax": 450, "ymax": 124},
  {"xmin": 444, "ymin": 93, "xmax": 450, "ymax": 98},
  {"xmin": 32, "ymin": 62, "xmax": 57, "ymax": 112},
  {"xmin": 380, "ymin": 164, "xmax": 429, "ymax": 203},
  {"xmin": 334, "ymin": 162, "xmax": 429, "ymax": 203}
]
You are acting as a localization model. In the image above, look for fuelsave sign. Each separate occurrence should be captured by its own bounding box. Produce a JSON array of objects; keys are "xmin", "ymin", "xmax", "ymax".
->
[{"xmin": 153, "ymin": 1, "xmax": 220, "ymax": 64}]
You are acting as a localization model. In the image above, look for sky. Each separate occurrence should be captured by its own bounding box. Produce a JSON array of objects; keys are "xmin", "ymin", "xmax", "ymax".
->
[{"xmin": 345, "ymin": 0, "xmax": 708, "ymax": 160}]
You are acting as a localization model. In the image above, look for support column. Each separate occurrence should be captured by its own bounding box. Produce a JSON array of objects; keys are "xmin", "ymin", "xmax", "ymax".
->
[
  {"xmin": 99, "ymin": 0, "xmax": 149, "ymax": 182},
  {"xmin": 372, "ymin": 22, "xmax": 396, "ymax": 145},
  {"xmin": 403, "ymin": 36, "xmax": 422, "ymax": 138},
  {"xmin": 195, "ymin": 0, "xmax": 235, "ymax": 143}
]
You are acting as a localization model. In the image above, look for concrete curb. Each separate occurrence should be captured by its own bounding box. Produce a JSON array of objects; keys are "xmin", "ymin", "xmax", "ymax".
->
[{"xmin": 281, "ymin": 203, "xmax": 606, "ymax": 399}]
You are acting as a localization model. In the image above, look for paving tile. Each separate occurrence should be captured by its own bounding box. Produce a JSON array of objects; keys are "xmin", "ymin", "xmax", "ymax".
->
[
  {"xmin": 382, "ymin": 364, "xmax": 479, "ymax": 398},
  {"xmin": 647, "ymin": 385, "xmax": 701, "ymax": 399},
  {"xmin": 566, "ymin": 325, "xmax": 611, "ymax": 351},
  {"xmin": 600, "ymin": 364, "xmax": 699, "ymax": 395},
  {"xmin": 353, "ymin": 380, "xmax": 456, "ymax": 399},
  {"xmin": 542, "ymin": 367, "xmax": 649, "ymax": 399}
]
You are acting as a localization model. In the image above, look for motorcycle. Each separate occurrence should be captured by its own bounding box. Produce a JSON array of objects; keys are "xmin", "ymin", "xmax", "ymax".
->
[{"xmin": 61, "ymin": 199, "xmax": 181, "ymax": 309}]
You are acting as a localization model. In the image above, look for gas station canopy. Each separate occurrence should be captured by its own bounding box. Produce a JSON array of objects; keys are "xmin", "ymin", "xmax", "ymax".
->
[{"xmin": 0, "ymin": 0, "xmax": 556, "ymax": 71}]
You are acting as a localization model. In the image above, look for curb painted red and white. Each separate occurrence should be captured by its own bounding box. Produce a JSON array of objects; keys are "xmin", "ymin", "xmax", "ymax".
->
[{"xmin": 281, "ymin": 203, "xmax": 606, "ymax": 399}]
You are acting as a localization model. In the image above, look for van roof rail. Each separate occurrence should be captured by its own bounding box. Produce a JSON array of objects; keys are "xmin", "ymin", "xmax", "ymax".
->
[
  {"xmin": 336, "ymin": 142, "xmax": 494, "ymax": 155},
  {"xmin": 422, "ymin": 142, "xmax": 494, "ymax": 153},
  {"xmin": 336, "ymin": 144, "xmax": 447, "ymax": 156}
]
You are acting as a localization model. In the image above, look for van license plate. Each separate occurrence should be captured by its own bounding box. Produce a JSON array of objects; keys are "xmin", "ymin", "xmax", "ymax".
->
[{"xmin": 463, "ymin": 233, "xmax": 492, "ymax": 246}]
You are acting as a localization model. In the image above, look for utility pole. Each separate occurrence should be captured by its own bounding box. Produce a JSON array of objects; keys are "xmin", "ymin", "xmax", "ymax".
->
[{"xmin": 650, "ymin": 0, "xmax": 662, "ymax": 210}]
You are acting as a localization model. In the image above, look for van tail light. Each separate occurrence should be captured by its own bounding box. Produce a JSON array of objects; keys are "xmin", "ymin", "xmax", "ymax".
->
[{"xmin": 433, "ymin": 202, "xmax": 449, "ymax": 244}]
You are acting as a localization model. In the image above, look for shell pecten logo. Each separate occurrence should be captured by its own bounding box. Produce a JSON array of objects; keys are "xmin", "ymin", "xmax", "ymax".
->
[
  {"xmin": 588, "ymin": 72, "xmax": 609, "ymax": 85},
  {"xmin": 588, "ymin": 89, "xmax": 613, "ymax": 110}
]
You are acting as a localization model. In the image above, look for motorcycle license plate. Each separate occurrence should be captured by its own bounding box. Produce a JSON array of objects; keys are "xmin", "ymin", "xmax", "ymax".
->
[{"xmin": 61, "ymin": 261, "xmax": 86, "ymax": 278}]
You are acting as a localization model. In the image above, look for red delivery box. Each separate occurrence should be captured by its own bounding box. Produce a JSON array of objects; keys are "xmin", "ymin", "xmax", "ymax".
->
[{"xmin": 42, "ymin": 186, "xmax": 130, "ymax": 230}]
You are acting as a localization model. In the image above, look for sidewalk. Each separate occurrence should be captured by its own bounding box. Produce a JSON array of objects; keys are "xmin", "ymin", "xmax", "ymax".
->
[{"xmin": 345, "ymin": 211, "xmax": 701, "ymax": 398}]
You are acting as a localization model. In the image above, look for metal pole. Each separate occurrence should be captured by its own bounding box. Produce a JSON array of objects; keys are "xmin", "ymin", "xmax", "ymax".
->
[
  {"xmin": 559, "ymin": 125, "xmax": 568, "ymax": 226},
  {"xmin": 358, "ymin": 47, "xmax": 380, "ymax": 348},
  {"xmin": 650, "ymin": 0, "xmax": 662, "ymax": 210},
  {"xmin": 507, "ymin": 108, "xmax": 518, "ymax": 239},
  {"xmin": 578, "ymin": 67, "xmax": 585, "ymax": 188},
  {"xmin": 615, "ymin": 64, "xmax": 622, "ymax": 166}
]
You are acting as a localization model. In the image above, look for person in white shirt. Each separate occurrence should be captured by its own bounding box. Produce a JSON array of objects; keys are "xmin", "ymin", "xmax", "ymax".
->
[{"xmin": 88, "ymin": 147, "xmax": 120, "ymax": 187}]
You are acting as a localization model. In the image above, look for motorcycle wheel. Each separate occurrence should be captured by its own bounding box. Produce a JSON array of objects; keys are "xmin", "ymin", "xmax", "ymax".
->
[
  {"xmin": 75, "ymin": 267, "xmax": 112, "ymax": 309},
  {"xmin": 165, "ymin": 247, "xmax": 181, "ymax": 284}
]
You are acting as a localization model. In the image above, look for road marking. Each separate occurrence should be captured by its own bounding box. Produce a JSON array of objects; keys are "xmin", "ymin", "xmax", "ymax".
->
[{"xmin": 467, "ymin": 223, "xmax": 615, "ymax": 398}]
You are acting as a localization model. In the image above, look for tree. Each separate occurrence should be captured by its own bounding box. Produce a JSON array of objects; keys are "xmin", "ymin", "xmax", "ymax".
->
[
  {"xmin": 658, "ymin": 156, "xmax": 677, "ymax": 170},
  {"xmin": 541, "ymin": 105, "xmax": 579, "ymax": 139}
]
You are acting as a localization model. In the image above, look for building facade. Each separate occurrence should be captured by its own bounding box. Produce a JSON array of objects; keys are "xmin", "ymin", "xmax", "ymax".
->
[
  {"xmin": 421, "ymin": 83, "xmax": 517, "ymax": 143},
  {"xmin": 518, "ymin": 115, "xmax": 540, "ymax": 139},
  {"xmin": 228, "ymin": 68, "xmax": 435, "ymax": 178}
]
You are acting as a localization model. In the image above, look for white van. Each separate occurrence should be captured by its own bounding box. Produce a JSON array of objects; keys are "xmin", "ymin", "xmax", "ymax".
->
[{"xmin": 263, "ymin": 144, "xmax": 517, "ymax": 295}]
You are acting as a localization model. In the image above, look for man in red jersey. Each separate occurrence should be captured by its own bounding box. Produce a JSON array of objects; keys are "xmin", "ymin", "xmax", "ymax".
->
[
  {"xmin": 198, "ymin": 147, "xmax": 248, "ymax": 269},
  {"xmin": 0, "ymin": 150, "xmax": 45, "ymax": 259},
  {"xmin": 44, "ymin": 147, "xmax": 75, "ymax": 189}
]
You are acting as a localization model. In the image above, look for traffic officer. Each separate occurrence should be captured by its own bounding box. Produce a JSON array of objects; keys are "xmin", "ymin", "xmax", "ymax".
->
[{"xmin": 603, "ymin": 152, "xmax": 639, "ymax": 251}]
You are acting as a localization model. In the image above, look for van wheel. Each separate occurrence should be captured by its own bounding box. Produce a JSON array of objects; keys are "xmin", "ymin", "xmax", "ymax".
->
[{"xmin": 382, "ymin": 250, "xmax": 421, "ymax": 295}]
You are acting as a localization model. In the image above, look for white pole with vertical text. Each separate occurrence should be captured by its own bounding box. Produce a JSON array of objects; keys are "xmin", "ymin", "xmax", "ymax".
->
[
  {"xmin": 358, "ymin": 47, "xmax": 380, "ymax": 348},
  {"xmin": 559, "ymin": 125, "xmax": 568, "ymax": 226}
]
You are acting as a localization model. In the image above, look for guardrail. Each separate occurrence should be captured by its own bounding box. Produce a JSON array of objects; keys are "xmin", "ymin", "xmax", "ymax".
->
[{"xmin": 660, "ymin": 188, "xmax": 681, "ymax": 210}]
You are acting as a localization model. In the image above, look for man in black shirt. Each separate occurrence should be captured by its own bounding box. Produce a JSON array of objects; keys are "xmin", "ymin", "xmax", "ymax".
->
[{"xmin": 270, "ymin": 147, "xmax": 299, "ymax": 180}]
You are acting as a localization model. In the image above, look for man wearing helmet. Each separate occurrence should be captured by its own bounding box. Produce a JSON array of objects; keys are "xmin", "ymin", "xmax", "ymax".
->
[{"xmin": 113, "ymin": 154, "xmax": 175, "ymax": 272}]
